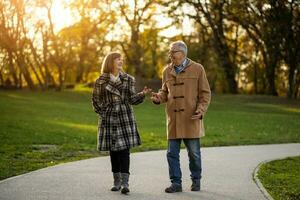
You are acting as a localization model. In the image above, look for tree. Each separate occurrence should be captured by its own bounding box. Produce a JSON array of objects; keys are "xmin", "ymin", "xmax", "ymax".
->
[
  {"xmin": 227, "ymin": 0, "xmax": 286, "ymax": 95},
  {"xmin": 183, "ymin": 0, "xmax": 239, "ymax": 93},
  {"xmin": 0, "ymin": 0, "xmax": 35, "ymax": 89},
  {"xmin": 115, "ymin": 0, "xmax": 163, "ymax": 79},
  {"xmin": 279, "ymin": 0, "xmax": 300, "ymax": 98},
  {"xmin": 67, "ymin": 0, "xmax": 116, "ymax": 83}
]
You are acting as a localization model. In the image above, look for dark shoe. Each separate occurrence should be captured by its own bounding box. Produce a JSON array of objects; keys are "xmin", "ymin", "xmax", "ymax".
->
[
  {"xmin": 121, "ymin": 187, "xmax": 130, "ymax": 194},
  {"xmin": 111, "ymin": 173, "xmax": 121, "ymax": 191},
  {"xmin": 191, "ymin": 179, "xmax": 201, "ymax": 191},
  {"xmin": 111, "ymin": 185, "xmax": 121, "ymax": 191},
  {"xmin": 165, "ymin": 183, "xmax": 182, "ymax": 193},
  {"xmin": 121, "ymin": 173, "xmax": 130, "ymax": 194}
]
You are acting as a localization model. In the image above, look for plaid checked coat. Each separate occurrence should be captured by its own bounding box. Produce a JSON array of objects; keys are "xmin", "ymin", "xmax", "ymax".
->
[{"xmin": 92, "ymin": 71, "xmax": 145, "ymax": 151}]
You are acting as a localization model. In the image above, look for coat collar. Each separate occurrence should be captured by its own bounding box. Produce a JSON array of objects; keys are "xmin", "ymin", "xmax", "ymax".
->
[
  {"xmin": 99, "ymin": 71, "xmax": 128, "ymax": 96},
  {"xmin": 169, "ymin": 58, "xmax": 194, "ymax": 77}
]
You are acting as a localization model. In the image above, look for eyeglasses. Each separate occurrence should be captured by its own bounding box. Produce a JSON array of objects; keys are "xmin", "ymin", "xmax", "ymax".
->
[{"xmin": 168, "ymin": 50, "xmax": 181, "ymax": 55}]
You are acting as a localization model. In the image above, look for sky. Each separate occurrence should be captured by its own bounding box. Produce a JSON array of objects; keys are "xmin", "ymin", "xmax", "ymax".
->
[{"xmin": 44, "ymin": 0, "xmax": 194, "ymax": 38}]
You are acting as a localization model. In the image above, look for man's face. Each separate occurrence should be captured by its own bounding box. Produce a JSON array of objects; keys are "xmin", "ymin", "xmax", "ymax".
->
[{"xmin": 168, "ymin": 48, "xmax": 185, "ymax": 66}]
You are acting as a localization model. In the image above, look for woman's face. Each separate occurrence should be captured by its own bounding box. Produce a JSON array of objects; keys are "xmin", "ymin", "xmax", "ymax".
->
[{"xmin": 113, "ymin": 56, "xmax": 123, "ymax": 72}]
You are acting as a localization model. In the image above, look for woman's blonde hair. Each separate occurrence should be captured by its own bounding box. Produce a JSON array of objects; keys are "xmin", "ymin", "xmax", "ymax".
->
[{"xmin": 101, "ymin": 52, "xmax": 121, "ymax": 73}]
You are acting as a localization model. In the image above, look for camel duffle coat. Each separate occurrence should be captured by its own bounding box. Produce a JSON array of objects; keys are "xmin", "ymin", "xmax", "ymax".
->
[{"xmin": 157, "ymin": 58, "xmax": 211, "ymax": 139}]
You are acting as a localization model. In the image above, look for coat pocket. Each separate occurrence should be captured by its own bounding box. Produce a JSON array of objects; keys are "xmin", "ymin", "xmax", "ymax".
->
[{"xmin": 99, "ymin": 104, "xmax": 109, "ymax": 118}]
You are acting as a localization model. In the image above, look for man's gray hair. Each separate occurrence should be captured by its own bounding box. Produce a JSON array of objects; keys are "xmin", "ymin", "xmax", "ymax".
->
[{"xmin": 170, "ymin": 41, "xmax": 188, "ymax": 56}]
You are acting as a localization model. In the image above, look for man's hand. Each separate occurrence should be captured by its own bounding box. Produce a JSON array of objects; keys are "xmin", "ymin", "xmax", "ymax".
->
[
  {"xmin": 151, "ymin": 92, "xmax": 161, "ymax": 104},
  {"xmin": 191, "ymin": 112, "xmax": 203, "ymax": 120}
]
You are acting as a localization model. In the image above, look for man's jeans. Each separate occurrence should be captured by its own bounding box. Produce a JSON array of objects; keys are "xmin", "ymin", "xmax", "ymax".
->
[{"xmin": 167, "ymin": 139, "xmax": 202, "ymax": 185}]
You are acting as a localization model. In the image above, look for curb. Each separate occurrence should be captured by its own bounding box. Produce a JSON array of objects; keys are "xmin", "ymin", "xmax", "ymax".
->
[{"xmin": 253, "ymin": 159, "xmax": 276, "ymax": 200}]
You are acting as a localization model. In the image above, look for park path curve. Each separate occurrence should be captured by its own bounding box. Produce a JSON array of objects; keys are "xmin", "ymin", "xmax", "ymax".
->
[{"xmin": 0, "ymin": 143, "xmax": 299, "ymax": 200}]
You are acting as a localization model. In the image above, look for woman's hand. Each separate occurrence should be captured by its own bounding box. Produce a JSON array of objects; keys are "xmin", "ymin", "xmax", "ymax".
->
[{"xmin": 142, "ymin": 86, "xmax": 152, "ymax": 95}]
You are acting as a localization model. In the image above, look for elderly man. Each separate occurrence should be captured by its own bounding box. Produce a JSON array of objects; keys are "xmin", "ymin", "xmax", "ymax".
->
[{"xmin": 151, "ymin": 41, "xmax": 211, "ymax": 193}]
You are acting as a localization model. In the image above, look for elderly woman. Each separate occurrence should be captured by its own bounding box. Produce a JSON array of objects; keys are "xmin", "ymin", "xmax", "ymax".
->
[{"xmin": 92, "ymin": 52, "xmax": 151, "ymax": 194}]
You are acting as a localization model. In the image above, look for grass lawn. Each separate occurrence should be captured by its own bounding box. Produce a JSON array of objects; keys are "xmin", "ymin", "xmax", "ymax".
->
[
  {"xmin": 257, "ymin": 156, "xmax": 300, "ymax": 200},
  {"xmin": 0, "ymin": 88, "xmax": 300, "ymax": 180}
]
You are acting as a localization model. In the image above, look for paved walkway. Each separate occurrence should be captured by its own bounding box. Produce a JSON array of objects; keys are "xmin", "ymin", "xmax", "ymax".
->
[{"xmin": 0, "ymin": 143, "xmax": 299, "ymax": 200}]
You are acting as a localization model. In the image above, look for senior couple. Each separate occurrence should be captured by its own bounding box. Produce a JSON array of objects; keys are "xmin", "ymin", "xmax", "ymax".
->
[{"xmin": 92, "ymin": 41, "xmax": 211, "ymax": 195}]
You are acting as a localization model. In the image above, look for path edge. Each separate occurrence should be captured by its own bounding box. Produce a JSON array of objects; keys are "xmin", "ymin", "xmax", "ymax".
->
[{"xmin": 253, "ymin": 159, "xmax": 277, "ymax": 200}]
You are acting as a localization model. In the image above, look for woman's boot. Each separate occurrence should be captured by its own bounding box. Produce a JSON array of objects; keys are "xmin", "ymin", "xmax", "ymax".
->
[
  {"xmin": 111, "ymin": 173, "xmax": 121, "ymax": 191},
  {"xmin": 121, "ymin": 173, "xmax": 130, "ymax": 194}
]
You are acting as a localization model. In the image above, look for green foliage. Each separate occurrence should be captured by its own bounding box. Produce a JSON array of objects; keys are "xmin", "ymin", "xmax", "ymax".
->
[
  {"xmin": 1, "ymin": 0, "xmax": 299, "ymax": 98},
  {"xmin": 139, "ymin": 27, "xmax": 169, "ymax": 79},
  {"xmin": 258, "ymin": 156, "xmax": 300, "ymax": 200}
]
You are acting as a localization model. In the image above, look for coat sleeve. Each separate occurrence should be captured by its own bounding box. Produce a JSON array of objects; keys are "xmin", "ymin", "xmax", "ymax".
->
[
  {"xmin": 92, "ymin": 79, "xmax": 107, "ymax": 116},
  {"xmin": 129, "ymin": 77, "xmax": 145, "ymax": 105},
  {"xmin": 195, "ymin": 65, "xmax": 211, "ymax": 116},
  {"xmin": 154, "ymin": 68, "xmax": 168, "ymax": 104}
]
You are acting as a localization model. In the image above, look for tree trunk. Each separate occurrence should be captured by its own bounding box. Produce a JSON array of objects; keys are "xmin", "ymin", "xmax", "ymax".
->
[
  {"xmin": 19, "ymin": 71, "xmax": 22, "ymax": 89},
  {"xmin": 265, "ymin": 56, "xmax": 278, "ymax": 96},
  {"xmin": 0, "ymin": 65, "xmax": 4, "ymax": 85},
  {"xmin": 27, "ymin": 58, "xmax": 44, "ymax": 88},
  {"xmin": 42, "ymin": 32, "xmax": 56, "ymax": 89},
  {"xmin": 15, "ymin": 57, "xmax": 35, "ymax": 90},
  {"xmin": 294, "ymin": 68, "xmax": 300, "ymax": 99},
  {"xmin": 76, "ymin": 54, "xmax": 85, "ymax": 83},
  {"xmin": 215, "ymin": 42, "xmax": 238, "ymax": 93},
  {"xmin": 287, "ymin": 61, "xmax": 296, "ymax": 98},
  {"xmin": 129, "ymin": 29, "xmax": 143, "ymax": 77},
  {"xmin": 28, "ymin": 40, "xmax": 47, "ymax": 88},
  {"xmin": 253, "ymin": 62, "xmax": 258, "ymax": 94},
  {"xmin": 8, "ymin": 51, "xmax": 19, "ymax": 87},
  {"xmin": 76, "ymin": 37, "xmax": 87, "ymax": 83},
  {"xmin": 58, "ymin": 64, "xmax": 63, "ymax": 91}
]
